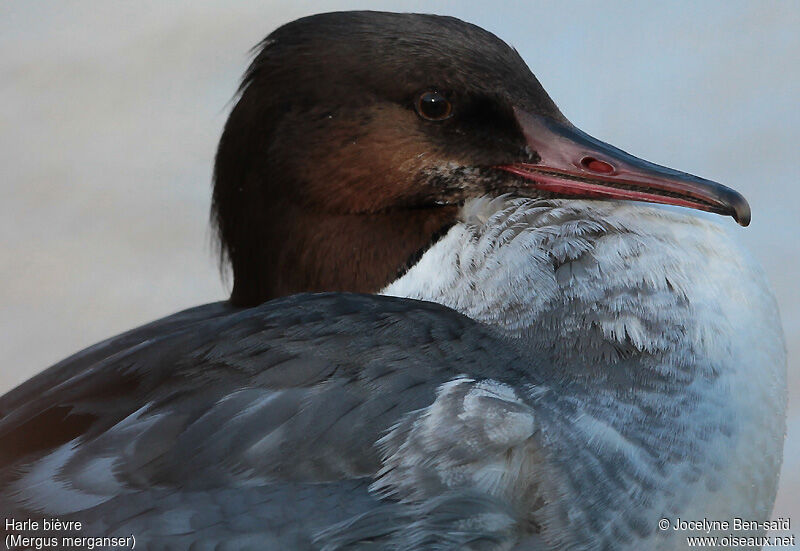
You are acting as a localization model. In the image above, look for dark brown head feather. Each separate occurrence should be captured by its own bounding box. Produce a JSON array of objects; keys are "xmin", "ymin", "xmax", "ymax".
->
[{"xmin": 212, "ymin": 11, "xmax": 563, "ymax": 306}]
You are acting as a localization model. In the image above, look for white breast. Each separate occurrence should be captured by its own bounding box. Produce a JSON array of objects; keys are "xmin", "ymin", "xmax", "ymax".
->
[{"xmin": 383, "ymin": 197, "xmax": 787, "ymax": 546}]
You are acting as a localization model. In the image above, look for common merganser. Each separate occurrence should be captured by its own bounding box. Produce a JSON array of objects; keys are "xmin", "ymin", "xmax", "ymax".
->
[{"xmin": 0, "ymin": 11, "xmax": 786, "ymax": 550}]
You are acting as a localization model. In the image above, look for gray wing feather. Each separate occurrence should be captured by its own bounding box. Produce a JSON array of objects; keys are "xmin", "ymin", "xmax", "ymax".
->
[{"xmin": 0, "ymin": 293, "xmax": 541, "ymax": 549}]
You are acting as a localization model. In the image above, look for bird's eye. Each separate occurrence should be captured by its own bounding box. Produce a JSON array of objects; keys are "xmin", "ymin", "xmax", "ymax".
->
[{"xmin": 415, "ymin": 91, "xmax": 453, "ymax": 121}]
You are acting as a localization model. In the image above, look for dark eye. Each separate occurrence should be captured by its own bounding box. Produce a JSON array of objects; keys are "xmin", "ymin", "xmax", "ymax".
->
[{"xmin": 415, "ymin": 91, "xmax": 453, "ymax": 121}]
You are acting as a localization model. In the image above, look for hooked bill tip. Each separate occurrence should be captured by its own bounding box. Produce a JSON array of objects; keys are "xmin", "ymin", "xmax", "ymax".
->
[{"xmin": 734, "ymin": 205, "xmax": 751, "ymax": 227}]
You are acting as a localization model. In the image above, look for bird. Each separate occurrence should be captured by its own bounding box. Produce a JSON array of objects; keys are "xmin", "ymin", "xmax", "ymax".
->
[{"xmin": 0, "ymin": 10, "xmax": 786, "ymax": 551}]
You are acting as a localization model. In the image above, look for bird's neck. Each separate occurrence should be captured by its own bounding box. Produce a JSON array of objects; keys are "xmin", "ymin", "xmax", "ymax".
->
[
  {"xmin": 228, "ymin": 205, "xmax": 457, "ymax": 306},
  {"xmin": 384, "ymin": 197, "xmax": 748, "ymax": 371}
]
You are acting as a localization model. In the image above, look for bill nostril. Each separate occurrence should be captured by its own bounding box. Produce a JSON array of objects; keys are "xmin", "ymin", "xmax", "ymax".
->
[{"xmin": 581, "ymin": 156, "xmax": 614, "ymax": 174}]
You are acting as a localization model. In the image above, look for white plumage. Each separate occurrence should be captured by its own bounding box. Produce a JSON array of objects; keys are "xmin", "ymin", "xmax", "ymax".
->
[{"xmin": 384, "ymin": 197, "xmax": 786, "ymax": 548}]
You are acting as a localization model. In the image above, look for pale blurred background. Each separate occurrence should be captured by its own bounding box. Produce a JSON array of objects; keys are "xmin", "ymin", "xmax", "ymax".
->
[{"xmin": 1, "ymin": 0, "xmax": 797, "ymax": 544}]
